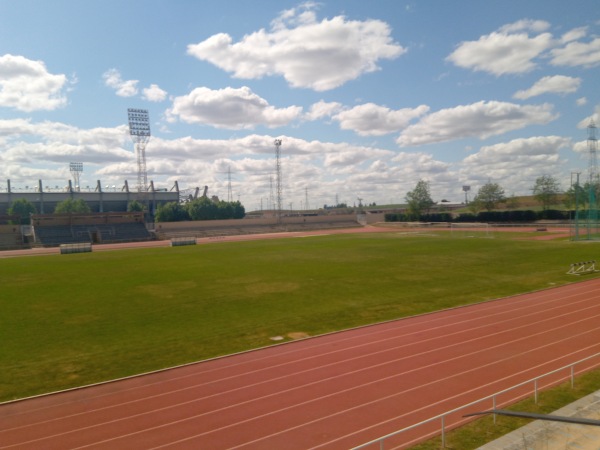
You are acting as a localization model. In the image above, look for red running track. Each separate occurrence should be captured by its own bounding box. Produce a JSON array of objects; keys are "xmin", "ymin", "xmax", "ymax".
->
[{"xmin": 2, "ymin": 278, "xmax": 600, "ymax": 449}]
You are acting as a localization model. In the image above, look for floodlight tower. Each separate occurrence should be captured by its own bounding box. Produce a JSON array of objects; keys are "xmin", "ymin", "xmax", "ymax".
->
[
  {"xmin": 587, "ymin": 119, "xmax": 599, "ymax": 238},
  {"xmin": 69, "ymin": 162, "xmax": 83, "ymax": 191},
  {"xmin": 227, "ymin": 166, "xmax": 233, "ymax": 202},
  {"xmin": 269, "ymin": 175, "xmax": 274, "ymax": 211},
  {"xmin": 588, "ymin": 119, "xmax": 598, "ymax": 184},
  {"xmin": 274, "ymin": 139, "xmax": 283, "ymax": 222},
  {"xmin": 127, "ymin": 108, "xmax": 151, "ymax": 192},
  {"xmin": 305, "ymin": 187, "xmax": 309, "ymax": 211},
  {"xmin": 462, "ymin": 185, "xmax": 471, "ymax": 204}
]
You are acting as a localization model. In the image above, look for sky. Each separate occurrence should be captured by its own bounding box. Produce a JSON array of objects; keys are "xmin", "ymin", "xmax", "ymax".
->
[{"xmin": 0, "ymin": 0, "xmax": 599, "ymax": 211}]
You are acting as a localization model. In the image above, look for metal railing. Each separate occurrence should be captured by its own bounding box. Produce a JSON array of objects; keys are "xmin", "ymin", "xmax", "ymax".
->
[{"xmin": 351, "ymin": 351, "xmax": 600, "ymax": 450}]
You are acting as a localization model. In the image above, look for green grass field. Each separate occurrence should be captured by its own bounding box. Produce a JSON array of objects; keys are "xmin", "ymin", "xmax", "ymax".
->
[{"xmin": 1, "ymin": 230, "xmax": 598, "ymax": 403}]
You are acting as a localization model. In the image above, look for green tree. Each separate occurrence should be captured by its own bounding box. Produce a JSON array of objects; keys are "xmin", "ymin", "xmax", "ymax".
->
[
  {"xmin": 231, "ymin": 200, "xmax": 245, "ymax": 219},
  {"xmin": 155, "ymin": 201, "xmax": 188, "ymax": 222},
  {"xmin": 467, "ymin": 198, "xmax": 483, "ymax": 214},
  {"xmin": 127, "ymin": 200, "xmax": 145, "ymax": 212},
  {"xmin": 505, "ymin": 194, "xmax": 520, "ymax": 210},
  {"xmin": 473, "ymin": 182, "xmax": 506, "ymax": 212},
  {"xmin": 532, "ymin": 175, "xmax": 561, "ymax": 211},
  {"xmin": 216, "ymin": 200, "xmax": 234, "ymax": 220},
  {"xmin": 564, "ymin": 182, "xmax": 588, "ymax": 210},
  {"xmin": 54, "ymin": 198, "xmax": 91, "ymax": 214},
  {"xmin": 185, "ymin": 197, "xmax": 245, "ymax": 220},
  {"xmin": 405, "ymin": 180, "xmax": 434, "ymax": 220},
  {"xmin": 187, "ymin": 197, "xmax": 217, "ymax": 220},
  {"xmin": 7, "ymin": 198, "xmax": 37, "ymax": 225}
]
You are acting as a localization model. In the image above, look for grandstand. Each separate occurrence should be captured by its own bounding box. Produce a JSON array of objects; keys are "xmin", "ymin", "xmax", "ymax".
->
[
  {"xmin": 31, "ymin": 212, "xmax": 152, "ymax": 247},
  {"xmin": 0, "ymin": 210, "xmax": 368, "ymax": 249},
  {"xmin": 0, "ymin": 179, "xmax": 179, "ymax": 215},
  {"xmin": 0, "ymin": 215, "xmax": 24, "ymax": 250}
]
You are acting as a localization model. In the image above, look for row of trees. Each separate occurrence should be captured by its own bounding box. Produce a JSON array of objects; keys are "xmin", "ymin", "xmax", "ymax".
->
[
  {"xmin": 7, "ymin": 198, "xmax": 100, "ymax": 224},
  {"xmin": 8, "ymin": 198, "xmax": 147, "ymax": 220},
  {"xmin": 5, "ymin": 196, "xmax": 247, "ymax": 224},
  {"xmin": 154, "ymin": 197, "xmax": 245, "ymax": 222},
  {"xmin": 404, "ymin": 175, "xmax": 571, "ymax": 220}
]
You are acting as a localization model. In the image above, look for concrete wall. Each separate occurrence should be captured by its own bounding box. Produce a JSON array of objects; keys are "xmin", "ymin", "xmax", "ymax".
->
[
  {"xmin": 364, "ymin": 212, "xmax": 385, "ymax": 224},
  {"xmin": 153, "ymin": 213, "xmax": 361, "ymax": 234}
]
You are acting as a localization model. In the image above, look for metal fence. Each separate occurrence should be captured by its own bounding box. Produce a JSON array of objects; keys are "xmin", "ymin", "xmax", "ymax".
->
[{"xmin": 351, "ymin": 351, "xmax": 600, "ymax": 450}]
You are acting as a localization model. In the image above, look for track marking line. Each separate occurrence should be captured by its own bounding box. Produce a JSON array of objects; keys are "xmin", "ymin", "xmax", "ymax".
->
[
  {"xmin": 3, "ymin": 289, "xmax": 599, "ymax": 438},
  {"xmin": 10, "ymin": 310, "xmax": 599, "ymax": 450}
]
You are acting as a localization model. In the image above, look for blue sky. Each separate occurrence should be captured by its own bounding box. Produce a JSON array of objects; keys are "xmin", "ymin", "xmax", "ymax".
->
[{"xmin": 0, "ymin": 0, "xmax": 598, "ymax": 210}]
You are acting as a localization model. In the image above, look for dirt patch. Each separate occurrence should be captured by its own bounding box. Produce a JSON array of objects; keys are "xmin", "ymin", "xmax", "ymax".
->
[{"xmin": 287, "ymin": 332, "xmax": 310, "ymax": 340}]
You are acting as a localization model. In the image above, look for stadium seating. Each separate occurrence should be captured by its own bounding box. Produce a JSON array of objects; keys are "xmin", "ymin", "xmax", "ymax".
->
[
  {"xmin": 33, "ymin": 222, "xmax": 152, "ymax": 247},
  {"xmin": 0, "ymin": 230, "xmax": 23, "ymax": 249}
]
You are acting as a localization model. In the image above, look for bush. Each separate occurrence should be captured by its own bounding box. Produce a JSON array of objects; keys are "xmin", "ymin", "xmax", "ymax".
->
[
  {"xmin": 155, "ymin": 202, "xmax": 189, "ymax": 222},
  {"xmin": 54, "ymin": 198, "xmax": 91, "ymax": 214},
  {"xmin": 537, "ymin": 209, "xmax": 569, "ymax": 220},
  {"xmin": 8, "ymin": 198, "xmax": 37, "ymax": 225},
  {"xmin": 455, "ymin": 213, "xmax": 477, "ymax": 223},
  {"xmin": 421, "ymin": 213, "xmax": 452, "ymax": 222}
]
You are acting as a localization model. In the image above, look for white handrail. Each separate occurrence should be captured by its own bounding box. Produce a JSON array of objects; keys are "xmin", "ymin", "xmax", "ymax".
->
[{"xmin": 351, "ymin": 351, "xmax": 600, "ymax": 449}]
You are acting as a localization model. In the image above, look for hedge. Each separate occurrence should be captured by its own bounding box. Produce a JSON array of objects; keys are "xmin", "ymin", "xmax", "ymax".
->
[{"xmin": 385, "ymin": 210, "xmax": 573, "ymax": 223}]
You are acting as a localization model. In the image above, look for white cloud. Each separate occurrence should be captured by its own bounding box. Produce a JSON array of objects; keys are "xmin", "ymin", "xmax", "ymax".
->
[
  {"xmin": 270, "ymin": 2, "xmax": 320, "ymax": 30},
  {"xmin": 446, "ymin": 21, "xmax": 554, "ymax": 76},
  {"xmin": 323, "ymin": 147, "xmax": 393, "ymax": 168},
  {"xmin": 460, "ymin": 136, "xmax": 570, "ymax": 191},
  {"xmin": 0, "ymin": 118, "xmax": 127, "ymax": 145},
  {"xmin": 576, "ymin": 109, "xmax": 600, "ymax": 129},
  {"xmin": 560, "ymin": 27, "xmax": 588, "ymax": 43},
  {"xmin": 498, "ymin": 19, "xmax": 550, "ymax": 34},
  {"xmin": 397, "ymin": 101, "xmax": 558, "ymax": 147},
  {"xmin": 550, "ymin": 37, "xmax": 600, "ymax": 68},
  {"xmin": 392, "ymin": 152, "xmax": 450, "ymax": 174},
  {"xmin": 333, "ymin": 103, "xmax": 429, "ymax": 136},
  {"xmin": 576, "ymin": 97, "xmax": 587, "ymax": 106},
  {"xmin": 513, "ymin": 75, "xmax": 581, "ymax": 99},
  {"xmin": 464, "ymin": 136, "xmax": 571, "ymax": 163},
  {"xmin": 166, "ymin": 86, "xmax": 302, "ymax": 129},
  {"xmin": 0, "ymin": 119, "xmax": 144, "ymax": 186},
  {"xmin": 102, "ymin": 68, "xmax": 139, "ymax": 97},
  {"xmin": 448, "ymin": 20, "xmax": 600, "ymax": 76},
  {"xmin": 187, "ymin": 7, "xmax": 405, "ymax": 91},
  {"xmin": 305, "ymin": 100, "xmax": 344, "ymax": 121},
  {"xmin": 0, "ymin": 54, "xmax": 68, "ymax": 112},
  {"xmin": 142, "ymin": 84, "xmax": 167, "ymax": 102}
]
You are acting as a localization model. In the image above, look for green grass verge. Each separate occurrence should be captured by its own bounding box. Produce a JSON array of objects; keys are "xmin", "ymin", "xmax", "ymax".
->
[{"xmin": 1, "ymin": 231, "xmax": 597, "ymax": 403}]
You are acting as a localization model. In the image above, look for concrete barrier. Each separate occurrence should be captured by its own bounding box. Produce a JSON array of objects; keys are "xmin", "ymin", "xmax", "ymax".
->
[
  {"xmin": 59, "ymin": 242, "xmax": 92, "ymax": 254},
  {"xmin": 170, "ymin": 237, "xmax": 197, "ymax": 247}
]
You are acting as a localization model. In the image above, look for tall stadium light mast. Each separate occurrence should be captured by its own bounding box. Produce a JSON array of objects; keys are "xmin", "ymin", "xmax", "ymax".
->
[
  {"xmin": 127, "ymin": 108, "xmax": 151, "ymax": 192},
  {"xmin": 305, "ymin": 187, "xmax": 309, "ymax": 211},
  {"xmin": 588, "ymin": 119, "xmax": 598, "ymax": 184},
  {"xmin": 269, "ymin": 175, "xmax": 274, "ymax": 211},
  {"xmin": 227, "ymin": 166, "xmax": 233, "ymax": 203},
  {"xmin": 462, "ymin": 185, "xmax": 471, "ymax": 204},
  {"xmin": 274, "ymin": 139, "xmax": 283, "ymax": 223},
  {"xmin": 69, "ymin": 162, "xmax": 83, "ymax": 192},
  {"xmin": 587, "ymin": 119, "xmax": 599, "ymax": 239}
]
